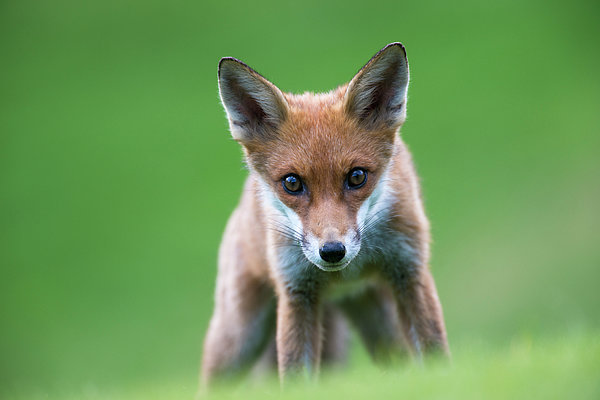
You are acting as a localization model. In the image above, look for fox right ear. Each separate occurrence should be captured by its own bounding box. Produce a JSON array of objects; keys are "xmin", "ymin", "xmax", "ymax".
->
[
  {"xmin": 344, "ymin": 43, "xmax": 410, "ymax": 130},
  {"xmin": 218, "ymin": 58, "xmax": 288, "ymax": 142}
]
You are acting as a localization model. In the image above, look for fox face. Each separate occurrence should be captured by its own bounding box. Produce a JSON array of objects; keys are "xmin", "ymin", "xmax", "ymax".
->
[{"xmin": 218, "ymin": 44, "xmax": 409, "ymax": 272}]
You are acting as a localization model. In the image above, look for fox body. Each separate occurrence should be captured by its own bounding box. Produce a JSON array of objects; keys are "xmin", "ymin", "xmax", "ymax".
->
[{"xmin": 201, "ymin": 43, "xmax": 448, "ymax": 385}]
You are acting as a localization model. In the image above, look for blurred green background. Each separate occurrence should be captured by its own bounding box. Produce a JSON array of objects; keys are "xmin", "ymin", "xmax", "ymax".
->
[{"xmin": 1, "ymin": 0, "xmax": 599, "ymax": 398}]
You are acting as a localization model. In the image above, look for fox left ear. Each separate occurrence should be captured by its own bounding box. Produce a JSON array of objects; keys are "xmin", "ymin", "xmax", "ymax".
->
[
  {"xmin": 218, "ymin": 57, "xmax": 289, "ymax": 143},
  {"xmin": 344, "ymin": 43, "xmax": 409, "ymax": 129}
]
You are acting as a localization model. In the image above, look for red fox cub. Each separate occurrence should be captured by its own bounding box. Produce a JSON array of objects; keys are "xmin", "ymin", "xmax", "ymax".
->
[{"xmin": 202, "ymin": 43, "xmax": 448, "ymax": 385}]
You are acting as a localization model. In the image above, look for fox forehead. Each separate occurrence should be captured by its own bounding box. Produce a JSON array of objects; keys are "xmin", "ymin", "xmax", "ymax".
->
[{"xmin": 245, "ymin": 87, "xmax": 396, "ymax": 182}]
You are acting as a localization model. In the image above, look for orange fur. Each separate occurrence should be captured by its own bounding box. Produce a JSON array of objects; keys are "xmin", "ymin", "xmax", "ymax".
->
[{"xmin": 201, "ymin": 43, "xmax": 448, "ymax": 387}]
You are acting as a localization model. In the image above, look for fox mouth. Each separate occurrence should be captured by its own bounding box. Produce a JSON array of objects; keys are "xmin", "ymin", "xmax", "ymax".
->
[
  {"xmin": 312, "ymin": 260, "xmax": 351, "ymax": 272},
  {"xmin": 297, "ymin": 232, "xmax": 360, "ymax": 273}
]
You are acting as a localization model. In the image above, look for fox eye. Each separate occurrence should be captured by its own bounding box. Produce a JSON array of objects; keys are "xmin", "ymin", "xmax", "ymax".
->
[
  {"xmin": 347, "ymin": 168, "xmax": 367, "ymax": 189},
  {"xmin": 282, "ymin": 174, "xmax": 303, "ymax": 194}
]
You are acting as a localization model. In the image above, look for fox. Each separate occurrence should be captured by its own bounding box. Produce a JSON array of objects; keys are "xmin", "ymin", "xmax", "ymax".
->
[{"xmin": 201, "ymin": 42, "xmax": 449, "ymax": 386}]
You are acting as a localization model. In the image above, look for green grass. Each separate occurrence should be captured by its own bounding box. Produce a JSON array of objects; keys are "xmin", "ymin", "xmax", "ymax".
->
[{"xmin": 4, "ymin": 331, "xmax": 598, "ymax": 399}]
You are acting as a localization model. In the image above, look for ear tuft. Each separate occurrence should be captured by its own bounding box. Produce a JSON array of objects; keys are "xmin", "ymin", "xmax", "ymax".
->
[
  {"xmin": 218, "ymin": 58, "xmax": 288, "ymax": 142},
  {"xmin": 344, "ymin": 42, "xmax": 410, "ymax": 129}
]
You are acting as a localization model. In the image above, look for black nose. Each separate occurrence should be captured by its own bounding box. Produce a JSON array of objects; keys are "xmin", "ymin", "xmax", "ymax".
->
[{"xmin": 319, "ymin": 241, "xmax": 346, "ymax": 263}]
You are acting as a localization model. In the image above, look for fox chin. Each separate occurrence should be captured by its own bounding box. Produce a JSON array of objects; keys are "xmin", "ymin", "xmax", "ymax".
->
[{"xmin": 201, "ymin": 42, "xmax": 449, "ymax": 387}]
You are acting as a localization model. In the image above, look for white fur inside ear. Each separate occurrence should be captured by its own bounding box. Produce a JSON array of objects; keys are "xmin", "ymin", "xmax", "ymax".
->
[
  {"xmin": 218, "ymin": 59, "xmax": 288, "ymax": 141},
  {"xmin": 345, "ymin": 44, "xmax": 409, "ymax": 128}
]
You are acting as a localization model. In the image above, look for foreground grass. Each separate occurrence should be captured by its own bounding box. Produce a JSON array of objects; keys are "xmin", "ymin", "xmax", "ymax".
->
[{"xmin": 4, "ymin": 330, "xmax": 599, "ymax": 400}]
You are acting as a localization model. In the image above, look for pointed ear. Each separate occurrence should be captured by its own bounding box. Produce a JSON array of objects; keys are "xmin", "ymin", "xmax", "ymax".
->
[
  {"xmin": 344, "ymin": 43, "xmax": 410, "ymax": 129},
  {"xmin": 218, "ymin": 57, "xmax": 288, "ymax": 142}
]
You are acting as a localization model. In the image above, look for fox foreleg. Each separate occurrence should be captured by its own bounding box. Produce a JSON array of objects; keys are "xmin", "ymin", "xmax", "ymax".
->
[
  {"xmin": 387, "ymin": 264, "xmax": 449, "ymax": 358},
  {"xmin": 275, "ymin": 284, "xmax": 323, "ymax": 382}
]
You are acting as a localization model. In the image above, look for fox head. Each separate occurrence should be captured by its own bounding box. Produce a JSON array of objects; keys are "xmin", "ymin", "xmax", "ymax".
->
[{"xmin": 218, "ymin": 43, "xmax": 410, "ymax": 272}]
